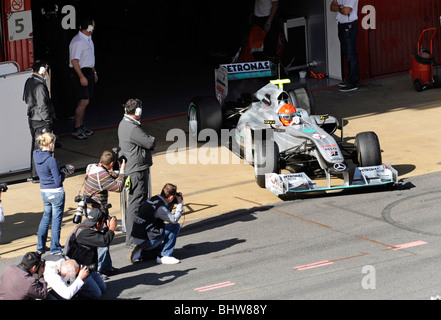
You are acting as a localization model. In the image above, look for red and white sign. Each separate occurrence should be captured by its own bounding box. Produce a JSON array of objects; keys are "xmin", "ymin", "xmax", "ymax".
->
[{"xmin": 11, "ymin": 0, "xmax": 24, "ymax": 12}]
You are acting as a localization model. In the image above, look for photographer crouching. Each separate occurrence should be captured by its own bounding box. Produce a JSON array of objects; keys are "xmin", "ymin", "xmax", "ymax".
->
[
  {"xmin": 129, "ymin": 183, "xmax": 183, "ymax": 265},
  {"xmin": 0, "ymin": 252, "xmax": 47, "ymax": 300},
  {"xmin": 64, "ymin": 208, "xmax": 116, "ymax": 299},
  {"xmin": 43, "ymin": 254, "xmax": 89, "ymax": 300}
]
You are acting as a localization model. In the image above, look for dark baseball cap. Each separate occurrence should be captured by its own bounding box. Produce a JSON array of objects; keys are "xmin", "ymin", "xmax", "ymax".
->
[{"xmin": 84, "ymin": 208, "xmax": 104, "ymax": 227}]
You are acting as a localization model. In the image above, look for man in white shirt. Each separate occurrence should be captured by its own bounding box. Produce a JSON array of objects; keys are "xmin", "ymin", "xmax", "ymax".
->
[
  {"xmin": 69, "ymin": 17, "xmax": 98, "ymax": 140},
  {"xmin": 330, "ymin": 0, "xmax": 359, "ymax": 92},
  {"xmin": 44, "ymin": 255, "xmax": 89, "ymax": 300}
]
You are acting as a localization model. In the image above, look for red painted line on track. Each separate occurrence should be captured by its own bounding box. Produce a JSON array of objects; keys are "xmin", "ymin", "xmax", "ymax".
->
[
  {"xmin": 59, "ymin": 113, "xmax": 187, "ymax": 138},
  {"xmin": 294, "ymin": 253, "xmax": 369, "ymax": 271},
  {"xmin": 354, "ymin": 235, "xmax": 393, "ymax": 248},
  {"xmin": 293, "ymin": 261, "xmax": 334, "ymax": 271},
  {"xmin": 194, "ymin": 281, "xmax": 235, "ymax": 292},
  {"xmin": 235, "ymin": 197, "xmax": 333, "ymax": 229},
  {"xmin": 386, "ymin": 240, "xmax": 428, "ymax": 251}
]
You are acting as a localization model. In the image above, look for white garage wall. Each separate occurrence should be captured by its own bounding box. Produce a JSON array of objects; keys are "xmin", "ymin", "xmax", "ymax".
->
[
  {"xmin": 0, "ymin": 70, "xmax": 33, "ymax": 175},
  {"xmin": 325, "ymin": 0, "xmax": 342, "ymax": 80}
]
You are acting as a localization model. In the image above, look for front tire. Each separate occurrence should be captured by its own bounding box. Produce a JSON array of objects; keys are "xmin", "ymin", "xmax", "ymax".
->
[{"xmin": 355, "ymin": 131, "xmax": 382, "ymax": 167}]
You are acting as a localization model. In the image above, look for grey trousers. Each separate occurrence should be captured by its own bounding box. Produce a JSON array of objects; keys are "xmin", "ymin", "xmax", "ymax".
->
[{"xmin": 125, "ymin": 168, "xmax": 150, "ymax": 246}]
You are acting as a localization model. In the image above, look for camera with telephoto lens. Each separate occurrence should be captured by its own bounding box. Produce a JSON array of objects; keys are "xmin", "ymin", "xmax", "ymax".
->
[
  {"xmin": 0, "ymin": 183, "xmax": 7, "ymax": 192},
  {"xmin": 73, "ymin": 195, "xmax": 87, "ymax": 224}
]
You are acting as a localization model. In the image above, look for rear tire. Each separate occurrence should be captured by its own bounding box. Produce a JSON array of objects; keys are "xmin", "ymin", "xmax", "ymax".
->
[
  {"xmin": 188, "ymin": 97, "xmax": 223, "ymax": 140},
  {"xmin": 288, "ymin": 86, "xmax": 316, "ymax": 115},
  {"xmin": 355, "ymin": 131, "xmax": 382, "ymax": 167}
]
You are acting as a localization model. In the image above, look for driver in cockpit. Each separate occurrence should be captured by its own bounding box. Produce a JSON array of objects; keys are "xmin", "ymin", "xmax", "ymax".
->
[{"xmin": 278, "ymin": 103, "xmax": 301, "ymax": 126}]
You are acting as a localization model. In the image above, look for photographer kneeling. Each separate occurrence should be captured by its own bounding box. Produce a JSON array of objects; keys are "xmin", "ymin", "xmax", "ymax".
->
[
  {"xmin": 64, "ymin": 208, "xmax": 116, "ymax": 299},
  {"xmin": 129, "ymin": 183, "xmax": 183, "ymax": 265},
  {"xmin": 43, "ymin": 254, "xmax": 89, "ymax": 300}
]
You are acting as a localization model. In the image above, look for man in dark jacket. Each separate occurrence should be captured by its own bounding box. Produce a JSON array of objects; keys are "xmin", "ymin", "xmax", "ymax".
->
[
  {"xmin": 118, "ymin": 98, "xmax": 156, "ymax": 247},
  {"xmin": 66, "ymin": 208, "xmax": 116, "ymax": 299},
  {"xmin": 129, "ymin": 183, "xmax": 183, "ymax": 265},
  {"xmin": 23, "ymin": 60, "xmax": 56, "ymax": 182},
  {"xmin": 0, "ymin": 252, "xmax": 47, "ymax": 300}
]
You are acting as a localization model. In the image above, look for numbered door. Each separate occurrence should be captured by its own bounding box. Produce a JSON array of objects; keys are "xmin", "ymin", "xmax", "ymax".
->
[{"xmin": 1, "ymin": 0, "xmax": 34, "ymax": 70}]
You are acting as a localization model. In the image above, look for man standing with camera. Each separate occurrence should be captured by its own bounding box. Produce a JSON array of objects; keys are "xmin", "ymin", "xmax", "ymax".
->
[
  {"xmin": 118, "ymin": 98, "xmax": 156, "ymax": 248},
  {"xmin": 65, "ymin": 208, "xmax": 116, "ymax": 299},
  {"xmin": 129, "ymin": 183, "xmax": 183, "ymax": 265}
]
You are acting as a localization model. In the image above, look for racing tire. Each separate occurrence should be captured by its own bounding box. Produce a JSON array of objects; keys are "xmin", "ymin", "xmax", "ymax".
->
[
  {"xmin": 355, "ymin": 131, "xmax": 382, "ymax": 167},
  {"xmin": 288, "ymin": 86, "xmax": 316, "ymax": 115},
  {"xmin": 188, "ymin": 97, "xmax": 223, "ymax": 140},
  {"xmin": 253, "ymin": 132, "xmax": 280, "ymax": 188}
]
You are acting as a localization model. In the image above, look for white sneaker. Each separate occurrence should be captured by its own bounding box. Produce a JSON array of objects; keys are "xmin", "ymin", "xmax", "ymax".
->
[
  {"xmin": 80, "ymin": 125, "xmax": 94, "ymax": 136},
  {"xmin": 72, "ymin": 128, "xmax": 87, "ymax": 140},
  {"xmin": 156, "ymin": 256, "xmax": 180, "ymax": 264}
]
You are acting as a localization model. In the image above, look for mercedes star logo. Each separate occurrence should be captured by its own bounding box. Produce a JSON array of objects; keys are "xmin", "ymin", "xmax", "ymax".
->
[{"xmin": 333, "ymin": 163, "xmax": 347, "ymax": 171}]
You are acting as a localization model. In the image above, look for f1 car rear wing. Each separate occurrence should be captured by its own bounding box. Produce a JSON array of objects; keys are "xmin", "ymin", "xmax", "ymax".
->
[
  {"xmin": 215, "ymin": 61, "xmax": 277, "ymax": 106},
  {"xmin": 220, "ymin": 61, "xmax": 277, "ymax": 80},
  {"xmin": 265, "ymin": 163, "xmax": 398, "ymax": 196}
]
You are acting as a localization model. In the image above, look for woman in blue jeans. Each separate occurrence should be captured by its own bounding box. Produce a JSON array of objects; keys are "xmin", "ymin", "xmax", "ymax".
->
[{"xmin": 33, "ymin": 132, "xmax": 74, "ymax": 254}]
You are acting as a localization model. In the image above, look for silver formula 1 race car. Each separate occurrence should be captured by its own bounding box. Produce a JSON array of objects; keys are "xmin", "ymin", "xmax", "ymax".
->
[{"xmin": 188, "ymin": 61, "xmax": 398, "ymax": 197}]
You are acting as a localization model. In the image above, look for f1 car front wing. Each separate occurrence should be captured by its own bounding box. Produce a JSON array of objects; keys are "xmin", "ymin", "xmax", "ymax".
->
[{"xmin": 265, "ymin": 163, "xmax": 398, "ymax": 196}]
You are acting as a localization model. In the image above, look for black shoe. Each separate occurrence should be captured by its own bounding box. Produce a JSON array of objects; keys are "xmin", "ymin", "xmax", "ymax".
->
[
  {"xmin": 338, "ymin": 81, "xmax": 348, "ymax": 88},
  {"xmin": 339, "ymin": 84, "xmax": 359, "ymax": 92},
  {"xmin": 36, "ymin": 246, "xmax": 50, "ymax": 255}
]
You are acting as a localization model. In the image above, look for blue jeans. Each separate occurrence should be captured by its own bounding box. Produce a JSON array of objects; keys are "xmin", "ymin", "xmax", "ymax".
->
[
  {"xmin": 136, "ymin": 223, "xmax": 180, "ymax": 257},
  {"xmin": 338, "ymin": 21, "xmax": 359, "ymax": 86},
  {"xmin": 37, "ymin": 191, "xmax": 65, "ymax": 253},
  {"xmin": 86, "ymin": 208, "xmax": 113, "ymax": 273},
  {"xmin": 79, "ymin": 271, "xmax": 106, "ymax": 299},
  {"xmin": 97, "ymin": 246, "xmax": 113, "ymax": 273}
]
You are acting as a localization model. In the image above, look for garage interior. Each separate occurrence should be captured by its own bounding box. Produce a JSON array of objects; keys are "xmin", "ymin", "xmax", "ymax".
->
[{"xmin": 1, "ymin": 0, "xmax": 441, "ymax": 138}]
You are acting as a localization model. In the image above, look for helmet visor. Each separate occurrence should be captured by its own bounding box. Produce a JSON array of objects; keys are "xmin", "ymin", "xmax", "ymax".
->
[{"xmin": 279, "ymin": 113, "xmax": 294, "ymax": 121}]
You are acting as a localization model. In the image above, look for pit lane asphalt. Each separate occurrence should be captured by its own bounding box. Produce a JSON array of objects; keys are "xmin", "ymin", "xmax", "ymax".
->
[{"xmin": 1, "ymin": 71, "xmax": 441, "ymax": 265}]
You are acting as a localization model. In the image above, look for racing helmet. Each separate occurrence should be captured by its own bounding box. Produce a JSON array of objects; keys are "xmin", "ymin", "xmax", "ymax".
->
[{"xmin": 278, "ymin": 104, "xmax": 297, "ymax": 126}]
